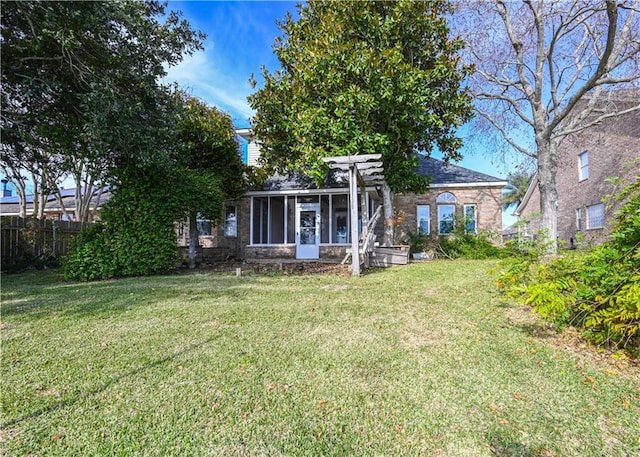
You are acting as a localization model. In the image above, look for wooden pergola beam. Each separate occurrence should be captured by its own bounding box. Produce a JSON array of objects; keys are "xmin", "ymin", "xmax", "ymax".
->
[{"xmin": 322, "ymin": 154, "xmax": 384, "ymax": 276}]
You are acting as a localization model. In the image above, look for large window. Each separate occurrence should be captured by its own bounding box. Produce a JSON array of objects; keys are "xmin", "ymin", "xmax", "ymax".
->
[
  {"xmin": 464, "ymin": 204, "xmax": 477, "ymax": 234},
  {"xmin": 586, "ymin": 203, "xmax": 604, "ymax": 229},
  {"xmin": 416, "ymin": 205, "xmax": 430, "ymax": 235},
  {"xmin": 224, "ymin": 206, "xmax": 237, "ymax": 237},
  {"xmin": 437, "ymin": 192, "xmax": 456, "ymax": 235},
  {"xmin": 579, "ymin": 151, "xmax": 589, "ymax": 181}
]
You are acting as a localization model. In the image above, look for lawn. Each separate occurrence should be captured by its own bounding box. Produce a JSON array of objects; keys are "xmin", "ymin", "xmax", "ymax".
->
[{"xmin": 1, "ymin": 260, "xmax": 639, "ymax": 456}]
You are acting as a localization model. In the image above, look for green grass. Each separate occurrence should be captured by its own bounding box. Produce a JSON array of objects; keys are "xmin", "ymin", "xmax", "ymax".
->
[{"xmin": 1, "ymin": 260, "xmax": 639, "ymax": 456}]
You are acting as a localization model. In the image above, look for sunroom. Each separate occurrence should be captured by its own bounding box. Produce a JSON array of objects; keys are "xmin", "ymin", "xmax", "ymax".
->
[{"xmin": 244, "ymin": 185, "xmax": 380, "ymax": 261}]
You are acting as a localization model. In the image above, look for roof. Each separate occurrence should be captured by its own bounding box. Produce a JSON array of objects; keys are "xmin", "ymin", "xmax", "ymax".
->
[
  {"xmin": 415, "ymin": 155, "xmax": 506, "ymax": 185},
  {"xmin": 0, "ymin": 187, "xmax": 110, "ymax": 216},
  {"xmin": 251, "ymin": 155, "xmax": 506, "ymax": 192}
]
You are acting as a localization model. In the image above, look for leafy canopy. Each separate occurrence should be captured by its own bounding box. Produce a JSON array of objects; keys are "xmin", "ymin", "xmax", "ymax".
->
[{"xmin": 248, "ymin": 0, "xmax": 473, "ymax": 192}]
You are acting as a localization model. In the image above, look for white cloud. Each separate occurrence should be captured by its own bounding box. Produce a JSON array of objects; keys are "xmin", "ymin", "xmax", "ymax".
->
[{"xmin": 163, "ymin": 41, "xmax": 255, "ymax": 124}]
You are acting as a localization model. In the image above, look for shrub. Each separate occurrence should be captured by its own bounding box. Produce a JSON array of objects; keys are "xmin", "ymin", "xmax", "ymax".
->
[
  {"xmin": 63, "ymin": 168, "xmax": 180, "ymax": 280},
  {"xmin": 496, "ymin": 176, "xmax": 640, "ymax": 355}
]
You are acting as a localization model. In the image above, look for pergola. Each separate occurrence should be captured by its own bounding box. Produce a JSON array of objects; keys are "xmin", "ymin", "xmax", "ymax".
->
[{"xmin": 322, "ymin": 154, "xmax": 385, "ymax": 276}]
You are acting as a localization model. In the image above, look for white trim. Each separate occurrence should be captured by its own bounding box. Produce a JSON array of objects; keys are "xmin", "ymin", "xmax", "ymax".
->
[
  {"xmin": 514, "ymin": 172, "xmax": 539, "ymax": 216},
  {"xmin": 428, "ymin": 181, "xmax": 507, "ymax": 189},
  {"xmin": 246, "ymin": 187, "xmax": 371, "ymax": 197}
]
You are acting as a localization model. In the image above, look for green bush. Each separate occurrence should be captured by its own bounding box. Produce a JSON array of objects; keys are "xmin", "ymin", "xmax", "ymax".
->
[
  {"xmin": 496, "ymin": 177, "xmax": 640, "ymax": 355},
  {"xmin": 63, "ymin": 169, "xmax": 180, "ymax": 280}
]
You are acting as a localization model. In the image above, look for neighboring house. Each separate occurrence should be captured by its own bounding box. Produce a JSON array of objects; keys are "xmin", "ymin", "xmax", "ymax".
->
[
  {"xmin": 0, "ymin": 187, "xmax": 109, "ymax": 222},
  {"xmin": 515, "ymin": 91, "xmax": 640, "ymax": 247},
  {"xmin": 191, "ymin": 131, "xmax": 507, "ymax": 262}
]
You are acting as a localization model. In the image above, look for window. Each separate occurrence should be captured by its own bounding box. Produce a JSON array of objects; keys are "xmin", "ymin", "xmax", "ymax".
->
[
  {"xmin": 224, "ymin": 206, "xmax": 237, "ymax": 237},
  {"xmin": 416, "ymin": 205, "xmax": 430, "ymax": 234},
  {"xmin": 438, "ymin": 205, "xmax": 455, "ymax": 234},
  {"xmin": 464, "ymin": 204, "xmax": 477, "ymax": 234},
  {"xmin": 586, "ymin": 203, "xmax": 604, "ymax": 229},
  {"xmin": 579, "ymin": 152, "xmax": 589, "ymax": 181},
  {"xmin": 196, "ymin": 214, "xmax": 212, "ymax": 236},
  {"xmin": 437, "ymin": 192, "xmax": 457, "ymax": 203},
  {"xmin": 437, "ymin": 192, "xmax": 456, "ymax": 234},
  {"xmin": 576, "ymin": 208, "xmax": 583, "ymax": 231}
]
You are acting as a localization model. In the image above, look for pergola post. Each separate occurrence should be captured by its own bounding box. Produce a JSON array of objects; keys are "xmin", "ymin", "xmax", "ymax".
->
[{"xmin": 323, "ymin": 154, "xmax": 384, "ymax": 277}]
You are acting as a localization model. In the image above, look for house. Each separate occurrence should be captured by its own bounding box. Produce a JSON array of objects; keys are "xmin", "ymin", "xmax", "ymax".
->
[
  {"xmin": 190, "ymin": 130, "xmax": 507, "ymax": 263},
  {"xmin": 515, "ymin": 91, "xmax": 640, "ymax": 247},
  {"xmin": 0, "ymin": 187, "xmax": 109, "ymax": 222}
]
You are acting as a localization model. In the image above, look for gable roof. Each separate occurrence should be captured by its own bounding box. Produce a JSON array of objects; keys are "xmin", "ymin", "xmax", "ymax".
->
[{"xmin": 250, "ymin": 156, "xmax": 506, "ymax": 193}]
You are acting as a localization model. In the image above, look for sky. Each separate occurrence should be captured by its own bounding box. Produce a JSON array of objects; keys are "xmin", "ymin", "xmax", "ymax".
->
[{"xmin": 162, "ymin": 1, "xmax": 520, "ymax": 225}]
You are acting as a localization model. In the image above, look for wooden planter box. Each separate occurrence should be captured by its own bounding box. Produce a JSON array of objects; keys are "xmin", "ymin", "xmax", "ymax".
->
[{"xmin": 368, "ymin": 245, "xmax": 409, "ymax": 267}]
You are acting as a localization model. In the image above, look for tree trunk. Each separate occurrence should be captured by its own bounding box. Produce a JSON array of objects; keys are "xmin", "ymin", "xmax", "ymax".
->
[
  {"xmin": 188, "ymin": 212, "xmax": 199, "ymax": 269},
  {"xmin": 381, "ymin": 182, "xmax": 394, "ymax": 247},
  {"xmin": 536, "ymin": 135, "xmax": 558, "ymax": 254}
]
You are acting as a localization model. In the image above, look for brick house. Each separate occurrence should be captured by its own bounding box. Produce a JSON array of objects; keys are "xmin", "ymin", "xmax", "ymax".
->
[
  {"xmin": 515, "ymin": 91, "xmax": 640, "ymax": 247},
  {"xmin": 187, "ymin": 132, "xmax": 506, "ymax": 263}
]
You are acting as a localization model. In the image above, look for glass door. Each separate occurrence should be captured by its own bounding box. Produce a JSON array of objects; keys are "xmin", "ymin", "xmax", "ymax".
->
[{"xmin": 296, "ymin": 203, "xmax": 320, "ymax": 259}]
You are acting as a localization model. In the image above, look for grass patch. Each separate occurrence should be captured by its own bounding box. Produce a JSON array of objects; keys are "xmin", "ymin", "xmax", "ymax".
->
[{"xmin": 2, "ymin": 261, "xmax": 639, "ymax": 456}]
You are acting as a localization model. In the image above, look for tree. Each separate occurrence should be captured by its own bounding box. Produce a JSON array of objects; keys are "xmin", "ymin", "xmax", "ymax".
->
[
  {"xmin": 454, "ymin": 0, "xmax": 640, "ymax": 252},
  {"xmin": 175, "ymin": 96, "xmax": 246, "ymax": 268},
  {"xmin": 1, "ymin": 1, "xmax": 204, "ymax": 218},
  {"xmin": 248, "ymin": 0, "xmax": 473, "ymax": 245},
  {"xmin": 502, "ymin": 170, "xmax": 534, "ymax": 212}
]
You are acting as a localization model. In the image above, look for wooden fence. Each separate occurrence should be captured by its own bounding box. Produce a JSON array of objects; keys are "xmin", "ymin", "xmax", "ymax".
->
[{"xmin": 1, "ymin": 216, "xmax": 89, "ymax": 270}]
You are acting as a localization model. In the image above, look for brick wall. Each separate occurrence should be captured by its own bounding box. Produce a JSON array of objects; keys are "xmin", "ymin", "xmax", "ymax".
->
[
  {"xmin": 518, "ymin": 107, "xmax": 639, "ymax": 248},
  {"xmin": 394, "ymin": 185, "xmax": 504, "ymax": 243}
]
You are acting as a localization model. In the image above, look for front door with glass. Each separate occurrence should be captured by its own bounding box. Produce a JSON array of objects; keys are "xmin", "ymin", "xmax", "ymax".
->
[{"xmin": 296, "ymin": 203, "xmax": 320, "ymax": 259}]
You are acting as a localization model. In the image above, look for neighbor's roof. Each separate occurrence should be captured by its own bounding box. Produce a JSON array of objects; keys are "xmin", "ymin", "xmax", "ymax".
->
[{"xmin": 0, "ymin": 187, "xmax": 110, "ymax": 216}]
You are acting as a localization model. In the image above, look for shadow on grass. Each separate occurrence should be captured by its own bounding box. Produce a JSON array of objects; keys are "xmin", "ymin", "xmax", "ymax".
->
[
  {"xmin": 1, "ymin": 334, "xmax": 221, "ymax": 429},
  {"xmin": 487, "ymin": 431, "xmax": 539, "ymax": 457},
  {"xmin": 512, "ymin": 321, "xmax": 558, "ymax": 340},
  {"xmin": 1, "ymin": 272, "xmax": 246, "ymax": 321}
]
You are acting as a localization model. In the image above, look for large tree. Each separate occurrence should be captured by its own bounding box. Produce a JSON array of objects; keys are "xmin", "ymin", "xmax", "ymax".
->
[
  {"xmin": 1, "ymin": 0, "xmax": 204, "ymax": 218},
  {"xmin": 175, "ymin": 95, "xmax": 246, "ymax": 268},
  {"xmin": 454, "ymin": 0, "xmax": 640, "ymax": 252},
  {"xmin": 248, "ymin": 0, "xmax": 473, "ymax": 245}
]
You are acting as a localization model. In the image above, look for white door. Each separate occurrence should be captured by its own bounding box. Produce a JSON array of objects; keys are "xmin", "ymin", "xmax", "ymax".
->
[{"xmin": 296, "ymin": 203, "xmax": 320, "ymax": 259}]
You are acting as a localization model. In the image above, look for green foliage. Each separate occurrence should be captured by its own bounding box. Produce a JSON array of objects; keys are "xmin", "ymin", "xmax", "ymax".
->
[
  {"xmin": 502, "ymin": 170, "xmax": 534, "ymax": 211},
  {"xmin": 1, "ymin": 0, "xmax": 204, "ymax": 211},
  {"xmin": 249, "ymin": 0, "xmax": 473, "ymax": 244},
  {"xmin": 63, "ymin": 167, "xmax": 181, "ymax": 280},
  {"xmin": 496, "ymin": 177, "xmax": 640, "ymax": 355},
  {"xmin": 175, "ymin": 95, "xmax": 246, "ymax": 222},
  {"xmin": 249, "ymin": 0, "xmax": 472, "ymax": 190}
]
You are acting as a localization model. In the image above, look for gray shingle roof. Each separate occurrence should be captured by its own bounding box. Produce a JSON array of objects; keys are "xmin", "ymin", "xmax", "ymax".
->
[
  {"xmin": 416, "ymin": 155, "xmax": 505, "ymax": 184},
  {"xmin": 252, "ymin": 155, "xmax": 505, "ymax": 192}
]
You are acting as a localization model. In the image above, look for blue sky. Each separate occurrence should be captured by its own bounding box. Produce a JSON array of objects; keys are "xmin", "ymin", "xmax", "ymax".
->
[{"xmin": 164, "ymin": 1, "xmax": 518, "ymax": 225}]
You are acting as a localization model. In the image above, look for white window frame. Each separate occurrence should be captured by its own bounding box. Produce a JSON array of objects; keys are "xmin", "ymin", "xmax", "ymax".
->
[
  {"xmin": 464, "ymin": 204, "xmax": 477, "ymax": 234},
  {"xmin": 416, "ymin": 205, "xmax": 430, "ymax": 235},
  {"xmin": 579, "ymin": 151, "xmax": 589, "ymax": 181},
  {"xmin": 576, "ymin": 207, "xmax": 583, "ymax": 231},
  {"xmin": 224, "ymin": 206, "xmax": 237, "ymax": 237},
  {"xmin": 586, "ymin": 203, "xmax": 604, "ymax": 229},
  {"xmin": 437, "ymin": 192, "xmax": 456, "ymax": 235},
  {"xmin": 438, "ymin": 205, "xmax": 455, "ymax": 235}
]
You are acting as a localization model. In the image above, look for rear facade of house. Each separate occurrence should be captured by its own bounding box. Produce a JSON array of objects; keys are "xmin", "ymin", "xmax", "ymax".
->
[{"xmin": 180, "ymin": 132, "xmax": 506, "ymax": 263}]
